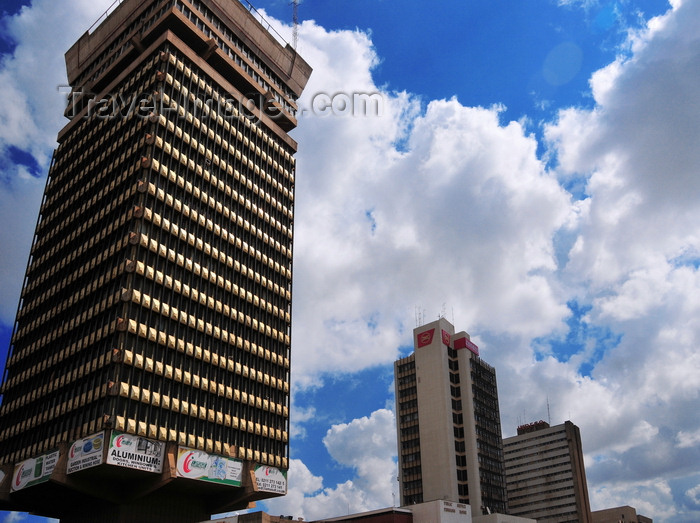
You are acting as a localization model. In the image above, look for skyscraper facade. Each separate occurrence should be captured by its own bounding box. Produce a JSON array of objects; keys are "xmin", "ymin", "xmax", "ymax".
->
[
  {"xmin": 0, "ymin": 0, "xmax": 311, "ymax": 520},
  {"xmin": 394, "ymin": 318, "xmax": 508, "ymax": 516},
  {"xmin": 503, "ymin": 420, "xmax": 592, "ymax": 522}
]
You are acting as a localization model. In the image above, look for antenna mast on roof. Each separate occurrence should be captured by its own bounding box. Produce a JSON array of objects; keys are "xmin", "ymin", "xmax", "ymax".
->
[{"xmin": 547, "ymin": 396, "xmax": 551, "ymax": 425}]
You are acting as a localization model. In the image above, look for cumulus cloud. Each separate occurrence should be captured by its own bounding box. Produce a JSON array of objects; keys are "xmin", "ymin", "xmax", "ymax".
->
[
  {"xmin": 264, "ymin": 409, "xmax": 397, "ymax": 520},
  {"xmin": 287, "ymin": 18, "xmax": 573, "ymax": 389},
  {"xmin": 677, "ymin": 429, "xmax": 700, "ymax": 449},
  {"xmin": 590, "ymin": 479, "xmax": 676, "ymax": 519},
  {"xmin": 289, "ymin": 404, "xmax": 317, "ymax": 440},
  {"xmin": 0, "ymin": 0, "xmax": 116, "ymax": 156},
  {"xmin": 685, "ymin": 482, "xmax": 700, "ymax": 507},
  {"xmin": 538, "ymin": 0, "xmax": 700, "ymax": 514}
]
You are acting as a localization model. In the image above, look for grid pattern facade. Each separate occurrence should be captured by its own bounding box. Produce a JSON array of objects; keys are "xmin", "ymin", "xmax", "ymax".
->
[
  {"xmin": 468, "ymin": 355, "xmax": 507, "ymax": 512},
  {"xmin": 0, "ymin": 0, "xmax": 309, "ymax": 489},
  {"xmin": 394, "ymin": 318, "xmax": 508, "ymax": 516},
  {"xmin": 395, "ymin": 355, "xmax": 421, "ymax": 505},
  {"xmin": 503, "ymin": 421, "xmax": 592, "ymax": 523}
]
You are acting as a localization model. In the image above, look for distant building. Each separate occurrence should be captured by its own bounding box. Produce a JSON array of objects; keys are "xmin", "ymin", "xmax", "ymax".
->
[
  {"xmin": 0, "ymin": 0, "xmax": 310, "ymax": 520},
  {"xmin": 503, "ymin": 420, "xmax": 592, "ymax": 522},
  {"xmin": 394, "ymin": 318, "xmax": 508, "ymax": 516},
  {"xmin": 408, "ymin": 500, "xmax": 534, "ymax": 523},
  {"xmin": 265, "ymin": 500, "xmax": 533, "ymax": 523},
  {"xmin": 309, "ymin": 506, "xmax": 414, "ymax": 523},
  {"xmin": 204, "ymin": 502, "xmax": 538, "ymax": 523},
  {"xmin": 591, "ymin": 506, "xmax": 652, "ymax": 523},
  {"xmin": 202, "ymin": 513, "xmax": 311, "ymax": 523},
  {"xmin": 220, "ymin": 504, "xmax": 660, "ymax": 523}
]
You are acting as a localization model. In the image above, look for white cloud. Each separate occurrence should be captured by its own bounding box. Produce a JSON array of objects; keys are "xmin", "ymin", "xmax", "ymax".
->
[
  {"xmin": 289, "ymin": 19, "xmax": 573, "ymax": 389},
  {"xmin": 677, "ymin": 429, "xmax": 700, "ymax": 449},
  {"xmin": 290, "ymin": 404, "xmax": 317, "ymax": 440},
  {"xmin": 264, "ymin": 409, "xmax": 397, "ymax": 520},
  {"xmin": 537, "ymin": 0, "xmax": 700, "ymax": 515},
  {"xmin": 544, "ymin": 0, "xmax": 700, "ymax": 409},
  {"xmin": 0, "ymin": 0, "xmax": 109, "ymax": 155},
  {"xmin": 685, "ymin": 482, "xmax": 700, "ymax": 506},
  {"xmin": 322, "ymin": 408, "xmax": 396, "ymax": 472},
  {"xmin": 590, "ymin": 479, "xmax": 676, "ymax": 519}
]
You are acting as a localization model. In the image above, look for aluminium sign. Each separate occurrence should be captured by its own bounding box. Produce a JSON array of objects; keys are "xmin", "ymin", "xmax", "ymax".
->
[{"xmin": 106, "ymin": 431, "xmax": 164, "ymax": 473}]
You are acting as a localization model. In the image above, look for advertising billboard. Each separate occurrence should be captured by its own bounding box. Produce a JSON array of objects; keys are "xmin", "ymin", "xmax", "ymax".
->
[
  {"xmin": 106, "ymin": 431, "xmax": 164, "ymax": 473},
  {"xmin": 176, "ymin": 447, "xmax": 243, "ymax": 486},
  {"xmin": 67, "ymin": 431, "xmax": 105, "ymax": 474},
  {"xmin": 11, "ymin": 449, "xmax": 60, "ymax": 492},
  {"xmin": 254, "ymin": 465, "xmax": 287, "ymax": 494}
]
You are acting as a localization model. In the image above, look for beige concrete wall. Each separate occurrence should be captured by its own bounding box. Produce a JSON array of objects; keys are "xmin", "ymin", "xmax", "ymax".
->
[
  {"xmin": 473, "ymin": 514, "xmax": 535, "ymax": 523},
  {"xmin": 414, "ymin": 319, "xmax": 459, "ymax": 503},
  {"xmin": 408, "ymin": 499, "xmax": 471, "ymax": 523},
  {"xmin": 504, "ymin": 421, "xmax": 592, "ymax": 522},
  {"xmin": 591, "ymin": 506, "xmax": 649, "ymax": 523}
]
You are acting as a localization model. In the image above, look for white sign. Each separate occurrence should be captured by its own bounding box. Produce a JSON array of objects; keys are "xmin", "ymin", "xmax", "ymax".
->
[
  {"xmin": 11, "ymin": 450, "xmax": 59, "ymax": 491},
  {"xmin": 107, "ymin": 431, "xmax": 164, "ymax": 473},
  {"xmin": 176, "ymin": 447, "xmax": 243, "ymax": 486},
  {"xmin": 254, "ymin": 465, "xmax": 287, "ymax": 494},
  {"xmin": 67, "ymin": 432, "xmax": 105, "ymax": 474}
]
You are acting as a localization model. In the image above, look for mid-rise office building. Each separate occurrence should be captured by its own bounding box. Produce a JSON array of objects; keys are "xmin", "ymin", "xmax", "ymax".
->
[
  {"xmin": 591, "ymin": 506, "xmax": 652, "ymax": 523},
  {"xmin": 394, "ymin": 318, "xmax": 508, "ymax": 516},
  {"xmin": 503, "ymin": 420, "xmax": 592, "ymax": 522},
  {"xmin": 0, "ymin": 0, "xmax": 310, "ymax": 521}
]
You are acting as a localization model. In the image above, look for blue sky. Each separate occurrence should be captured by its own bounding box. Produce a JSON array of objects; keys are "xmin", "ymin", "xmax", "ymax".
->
[{"xmin": 2, "ymin": 0, "xmax": 700, "ymax": 521}]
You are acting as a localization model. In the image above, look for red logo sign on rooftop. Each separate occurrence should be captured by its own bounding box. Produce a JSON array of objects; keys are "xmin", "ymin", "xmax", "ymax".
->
[
  {"xmin": 417, "ymin": 329, "xmax": 435, "ymax": 348},
  {"xmin": 454, "ymin": 336, "xmax": 479, "ymax": 356},
  {"xmin": 441, "ymin": 330, "xmax": 451, "ymax": 347}
]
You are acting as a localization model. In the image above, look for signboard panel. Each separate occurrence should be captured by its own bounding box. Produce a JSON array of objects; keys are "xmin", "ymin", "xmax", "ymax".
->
[
  {"xmin": 454, "ymin": 336, "xmax": 479, "ymax": 356},
  {"xmin": 11, "ymin": 450, "xmax": 59, "ymax": 492},
  {"xmin": 67, "ymin": 431, "xmax": 105, "ymax": 474},
  {"xmin": 254, "ymin": 465, "xmax": 287, "ymax": 494},
  {"xmin": 416, "ymin": 328, "xmax": 435, "ymax": 348},
  {"xmin": 441, "ymin": 329, "xmax": 451, "ymax": 347},
  {"xmin": 176, "ymin": 447, "xmax": 243, "ymax": 486},
  {"xmin": 107, "ymin": 431, "xmax": 164, "ymax": 473}
]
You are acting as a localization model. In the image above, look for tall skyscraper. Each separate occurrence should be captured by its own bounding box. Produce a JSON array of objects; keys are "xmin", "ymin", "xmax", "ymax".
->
[
  {"xmin": 394, "ymin": 318, "xmax": 508, "ymax": 516},
  {"xmin": 0, "ymin": 1, "xmax": 311, "ymax": 521},
  {"xmin": 503, "ymin": 420, "xmax": 592, "ymax": 522}
]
